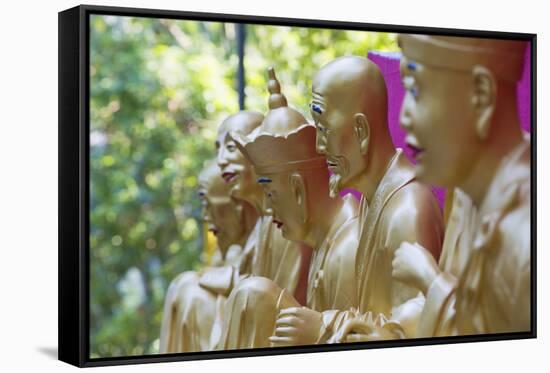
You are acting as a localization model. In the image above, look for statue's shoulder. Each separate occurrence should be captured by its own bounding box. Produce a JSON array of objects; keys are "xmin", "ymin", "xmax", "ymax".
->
[
  {"xmin": 487, "ymin": 178, "xmax": 530, "ymax": 275},
  {"xmin": 382, "ymin": 180, "xmax": 441, "ymax": 231},
  {"xmin": 378, "ymin": 180, "xmax": 444, "ymax": 256},
  {"xmin": 331, "ymin": 215, "xmax": 360, "ymax": 262},
  {"xmin": 479, "ymin": 141, "xmax": 531, "ymax": 282},
  {"xmin": 397, "ymin": 178, "xmax": 437, "ymax": 206},
  {"xmin": 170, "ymin": 271, "xmax": 200, "ymax": 290}
]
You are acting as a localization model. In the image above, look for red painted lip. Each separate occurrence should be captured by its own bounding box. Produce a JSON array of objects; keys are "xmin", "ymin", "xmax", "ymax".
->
[
  {"xmin": 326, "ymin": 159, "xmax": 338, "ymax": 170},
  {"xmin": 273, "ymin": 219, "xmax": 284, "ymax": 229},
  {"xmin": 221, "ymin": 172, "xmax": 237, "ymax": 183},
  {"xmin": 406, "ymin": 142, "xmax": 424, "ymax": 160}
]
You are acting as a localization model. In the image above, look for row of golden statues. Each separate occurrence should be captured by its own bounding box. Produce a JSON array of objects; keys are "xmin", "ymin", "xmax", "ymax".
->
[{"xmin": 159, "ymin": 34, "xmax": 531, "ymax": 353}]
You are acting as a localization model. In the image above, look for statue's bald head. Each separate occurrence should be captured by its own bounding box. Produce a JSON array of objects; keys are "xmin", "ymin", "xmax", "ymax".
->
[
  {"xmin": 312, "ymin": 56, "xmax": 389, "ymax": 134},
  {"xmin": 398, "ymin": 34, "xmax": 527, "ymax": 83},
  {"xmin": 218, "ymin": 111, "xmax": 264, "ymax": 138}
]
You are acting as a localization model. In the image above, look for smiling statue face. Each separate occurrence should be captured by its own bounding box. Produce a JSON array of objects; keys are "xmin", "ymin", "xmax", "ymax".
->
[
  {"xmin": 215, "ymin": 112, "xmax": 264, "ymax": 201},
  {"xmin": 399, "ymin": 57, "xmax": 481, "ymax": 187},
  {"xmin": 258, "ymin": 172, "xmax": 307, "ymax": 242},
  {"xmin": 215, "ymin": 131, "xmax": 257, "ymax": 199}
]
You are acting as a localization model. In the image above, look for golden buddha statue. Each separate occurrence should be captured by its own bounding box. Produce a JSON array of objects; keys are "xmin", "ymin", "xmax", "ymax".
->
[
  {"xmin": 216, "ymin": 68, "xmax": 359, "ymax": 349},
  {"xmin": 159, "ymin": 160, "xmax": 256, "ymax": 353},
  {"xmin": 307, "ymin": 55, "xmax": 445, "ymax": 342},
  {"xmin": 392, "ymin": 34, "xmax": 530, "ymax": 336},
  {"xmin": 161, "ymin": 106, "xmax": 308, "ymax": 353},
  {"xmin": 215, "ymin": 111, "xmax": 307, "ymax": 304}
]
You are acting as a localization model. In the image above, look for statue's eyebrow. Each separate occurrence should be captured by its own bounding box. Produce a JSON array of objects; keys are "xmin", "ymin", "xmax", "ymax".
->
[
  {"xmin": 400, "ymin": 58, "xmax": 418, "ymax": 80},
  {"xmin": 310, "ymin": 93, "xmax": 325, "ymax": 115},
  {"xmin": 258, "ymin": 177, "xmax": 272, "ymax": 184}
]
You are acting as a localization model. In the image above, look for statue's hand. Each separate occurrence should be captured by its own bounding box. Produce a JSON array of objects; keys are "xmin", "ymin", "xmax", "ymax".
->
[
  {"xmin": 329, "ymin": 313, "xmax": 401, "ymax": 343},
  {"xmin": 269, "ymin": 307, "xmax": 323, "ymax": 347},
  {"xmin": 329, "ymin": 316, "xmax": 373, "ymax": 343},
  {"xmin": 392, "ymin": 242, "xmax": 440, "ymax": 295}
]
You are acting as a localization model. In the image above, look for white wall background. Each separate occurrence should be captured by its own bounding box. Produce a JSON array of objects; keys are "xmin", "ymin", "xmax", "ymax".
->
[{"xmin": 0, "ymin": 0, "xmax": 547, "ymax": 371}]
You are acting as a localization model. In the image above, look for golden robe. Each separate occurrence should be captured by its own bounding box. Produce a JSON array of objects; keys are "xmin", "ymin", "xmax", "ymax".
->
[
  {"xmin": 160, "ymin": 215, "xmax": 303, "ymax": 353},
  {"xmin": 159, "ymin": 270, "xmax": 219, "ymax": 353},
  {"xmin": 326, "ymin": 150, "xmax": 444, "ymax": 341},
  {"xmin": 159, "ymin": 245, "xmax": 240, "ymax": 353},
  {"xmin": 418, "ymin": 140, "xmax": 531, "ymax": 337},
  {"xmin": 217, "ymin": 196, "xmax": 359, "ymax": 349},
  {"xmin": 238, "ymin": 215, "xmax": 302, "ymax": 294}
]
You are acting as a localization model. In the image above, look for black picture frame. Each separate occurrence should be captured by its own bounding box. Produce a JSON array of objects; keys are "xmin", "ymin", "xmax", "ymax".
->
[{"xmin": 58, "ymin": 4, "xmax": 537, "ymax": 368}]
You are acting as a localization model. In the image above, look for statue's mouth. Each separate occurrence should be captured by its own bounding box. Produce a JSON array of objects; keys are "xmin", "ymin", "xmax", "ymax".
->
[
  {"xmin": 273, "ymin": 219, "xmax": 284, "ymax": 229},
  {"xmin": 222, "ymin": 172, "xmax": 237, "ymax": 183},
  {"xmin": 406, "ymin": 138, "xmax": 424, "ymax": 160},
  {"xmin": 326, "ymin": 157, "xmax": 340, "ymax": 171}
]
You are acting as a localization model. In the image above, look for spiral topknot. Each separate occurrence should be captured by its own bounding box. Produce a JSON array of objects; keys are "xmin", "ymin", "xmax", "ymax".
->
[{"xmin": 267, "ymin": 67, "xmax": 288, "ymax": 110}]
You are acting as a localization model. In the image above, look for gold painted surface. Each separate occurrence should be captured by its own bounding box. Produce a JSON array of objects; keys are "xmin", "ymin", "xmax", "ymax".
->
[
  {"xmin": 307, "ymin": 56, "xmax": 444, "ymax": 342},
  {"xmin": 216, "ymin": 111, "xmax": 304, "ymax": 296},
  {"xmin": 161, "ymin": 34, "xmax": 531, "ymax": 350},
  {"xmin": 217, "ymin": 68, "xmax": 360, "ymax": 349},
  {"xmin": 392, "ymin": 35, "xmax": 530, "ymax": 337},
  {"xmin": 159, "ymin": 161, "xmax": 255, "ymax": 352}
]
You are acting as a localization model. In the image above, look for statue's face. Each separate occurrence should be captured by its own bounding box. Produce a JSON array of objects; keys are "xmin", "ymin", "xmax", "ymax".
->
[
  {"xmin": 216, "ymin": 131, "xmax": 257, "ymax": 200},
  {"xmin": 198, "ymin": 184, "xmax": 244, "ymax": 252},
  {"xmin": 310, "ymin": 93, "xmax": 367, "ymax": 197},
  {"xmin": 399, "ymin": 57, "xmax": 482, "ymax": 187},
  {"xmin": 258, "ymin": 173, "xmax": 308, "ymax": 243}
]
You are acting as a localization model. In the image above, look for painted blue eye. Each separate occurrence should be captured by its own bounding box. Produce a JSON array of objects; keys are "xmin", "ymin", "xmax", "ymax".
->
[
  {"xmin": 310, "ymin": 103, "xmax": 323, "ymax": 114},
  {"xmin": 406, "ymin": 61, "xmax": 417, "ymax": 71}
]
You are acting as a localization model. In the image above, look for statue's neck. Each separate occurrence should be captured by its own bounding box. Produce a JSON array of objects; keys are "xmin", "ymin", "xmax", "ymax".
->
[
  {"xmin": 353, "ymin": 142, "xmax": 396, "ymax": 203},
  {"xmin": 305, "ymin": 182, "xmax": 345, "ymax": 250},
  {"xmin": 237, "ymin": 200, "xmax": 259, "ymax": 248}
]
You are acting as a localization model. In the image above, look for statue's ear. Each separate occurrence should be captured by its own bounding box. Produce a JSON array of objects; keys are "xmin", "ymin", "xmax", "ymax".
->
[
  {"xmin": 290, "ymin": 173, "xmax": 308, "ymax": 224},
  {"xmin": 354, "ymin": 113, "xmax": 370, "ymax": 155},
  {"xmin": 471, "ymin": 66, "xmax": 496, "ymax": 141}
]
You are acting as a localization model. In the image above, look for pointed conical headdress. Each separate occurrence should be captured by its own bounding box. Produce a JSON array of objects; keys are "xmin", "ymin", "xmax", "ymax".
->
[{"xmin": 232, "ymin": 67, "xmax": 325, "ymax": 175}]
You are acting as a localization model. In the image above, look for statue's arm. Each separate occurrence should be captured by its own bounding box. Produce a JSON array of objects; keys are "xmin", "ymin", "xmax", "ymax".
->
[
  {"xmin": 387, "ymin": 184, "xmax": 444, "ymax": 293},
  {"xmin": 198, "ymin": 265, "xmax": 242, "ymax": 297},
  {"xmin": 384, "ymin": 185, "xmax": 445, "ymax": 337},
  {"xmin": 159, "ymin": 272, "xmax": 199, "ymax": 352}
]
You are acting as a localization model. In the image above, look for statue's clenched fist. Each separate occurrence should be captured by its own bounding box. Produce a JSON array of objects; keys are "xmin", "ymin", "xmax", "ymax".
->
[{"xmin": 269, "ymin": 307, "xmax": 323, "ymax": 347}]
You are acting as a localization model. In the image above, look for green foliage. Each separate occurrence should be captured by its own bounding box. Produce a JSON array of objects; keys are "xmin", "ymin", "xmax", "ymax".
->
[
  {"xmin": 244, "ymin": 25, "xmax": 397, "ymax": 116},
  {"xmin": 89, "ymin": 14, "xmax": 397, "ymax": 358}
]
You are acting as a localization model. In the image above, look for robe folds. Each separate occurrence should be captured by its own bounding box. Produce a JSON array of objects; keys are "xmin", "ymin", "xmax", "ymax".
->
[
  {"xmin": 418, "ymin": 140, "xmax": 531, "ymax": 337},
  {"xmin": 326, "ymin": 149, "xmax": 444, "ymax": 341},
  {"xmin": 217, "ymin": 195, "xmax": 359, "ymax": 349},
  {"xmin": 160, "ymin": 214, "xmax": 303, "ymax": 352},
  {"xmin": 239, "ymin": 215, "xmax": 302, "ymax": 294}
]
